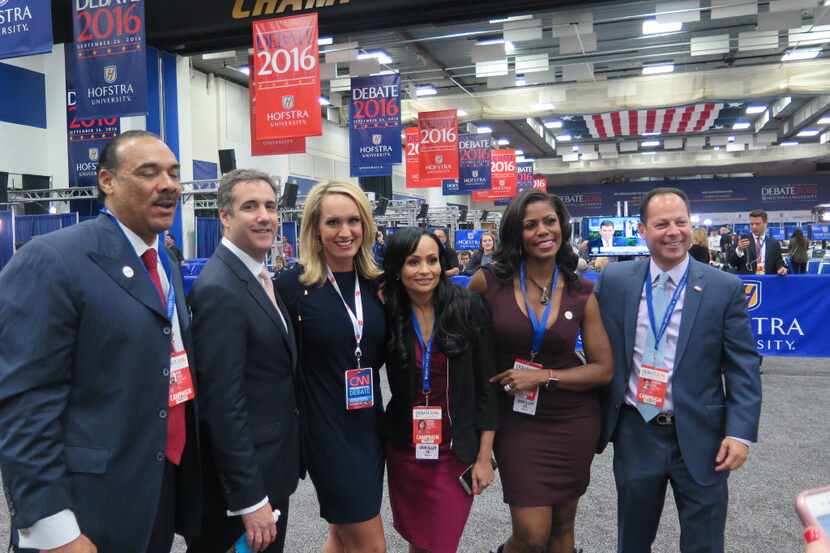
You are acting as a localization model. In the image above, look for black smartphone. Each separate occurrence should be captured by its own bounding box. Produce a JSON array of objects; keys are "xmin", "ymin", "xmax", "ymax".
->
[{"xmin": 458, "ymin": 457, "xmax": 498, "ymax": 495}]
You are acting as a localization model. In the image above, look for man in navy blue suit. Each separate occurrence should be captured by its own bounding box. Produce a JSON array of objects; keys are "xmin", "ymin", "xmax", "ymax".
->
[
  {"xmin": 0, "ymin": 131, "xmax": 202, "ymax": 553},
  {"xmin": 595, "ymin": 187, "xmax": 762, "ymax": 553}
]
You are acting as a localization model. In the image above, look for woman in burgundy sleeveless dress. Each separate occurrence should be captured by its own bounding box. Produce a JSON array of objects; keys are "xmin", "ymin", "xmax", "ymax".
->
[{"xmin": 470, "ymin": 190, "xmax": 613, "ymax": 553}]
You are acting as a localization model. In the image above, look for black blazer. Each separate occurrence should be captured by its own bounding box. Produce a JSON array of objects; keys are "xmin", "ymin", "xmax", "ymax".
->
[
  {"xmin": 188, "ymin": 244, "xmax": 301, "ymax": 516},
  {"xmin": 0, "ymin": 215, "xmax": 202, "ymax": 550},
  {"xmin": 382, "ymin": 294, "xmax": 500, "ymax": 465},
  {"xmin": 728, "ymin": 235, "xmax": 786, "ymax": 275}
]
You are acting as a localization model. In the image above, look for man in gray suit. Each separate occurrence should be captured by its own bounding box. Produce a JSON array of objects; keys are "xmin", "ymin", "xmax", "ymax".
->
[{"xmin": 595, "ymin": 187, "xmax": 762, "ymax": 553}]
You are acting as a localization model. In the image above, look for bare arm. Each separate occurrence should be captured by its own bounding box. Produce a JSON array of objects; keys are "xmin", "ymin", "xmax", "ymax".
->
[{"xmin": 468, "ymin": 269, "xmax": 488, "ymax": 295}]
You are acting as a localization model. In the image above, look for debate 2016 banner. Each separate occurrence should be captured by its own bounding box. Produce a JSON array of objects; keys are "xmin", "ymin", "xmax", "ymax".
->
[
  {"xmin": 249, "ymin": 81, "xmax": 305, "ymax": 156},
  {"xmin": 418, "ymin": 109, "xmax": 458, "ymax": 181},
  {"xmin": 66, "ymin": 88, "xmax": 119, "ymax": 188},
  {"xmin": 252, "ymin": 14, "xmax": 321, "ymax": 141},
  {"xmin": 72, "ymin": 0, "xmax": 147, "ymax": 118},
  {"xmin": 405, "ymin": 127, "xmax": 440, "ymax": 188},
  {"xmin": 533, "ymin": 174, "xmax": 547, "ymax": 191},
  {"xmin": 472, "ymin": 149, "xmax": 517, "ymax": 201},
  {"xmin": 459, "ymin": 134, "xmax": 490, "ymax": 191},
  {"xmin": 349, "ymin": 74, "xmax": 401, "ymax": 177},
  {"xmin": 517, "ymin": 162, "xmax": 534, "ymax": 194},
  {"xmin": 740, "ymin": 275, "xmax": 830, "ymax": 357},
  {"xmin": 0, "ymin": 0, "xmax": 52, "ymax": 61}
]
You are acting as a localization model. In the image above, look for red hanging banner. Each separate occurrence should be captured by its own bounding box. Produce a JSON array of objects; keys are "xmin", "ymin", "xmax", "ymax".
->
[
  {"xmin": 250, "ymin": 82, "xmax": 306, "ymax": 156},
  {"xmin": 418, "ymin": 109, "xmax": 459, "ymax": 181},
  {"xmin": 405, "ymin": 127, "xmax": 440, "ymax": 188},
  {"xmin": 252, "ymin": 14, "xmax": 321, "ymax": 141},
  {"xmin": 472, "ymin": 149, "xmax": 517, "ymax": 201},
  {"xmin": 532, "ymin": 174, "xmax": 548, "ymax": 191}
]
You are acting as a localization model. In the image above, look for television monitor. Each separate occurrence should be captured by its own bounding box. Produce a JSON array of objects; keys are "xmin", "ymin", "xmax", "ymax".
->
[
  {"xmin": 811, "ymin": 224, "xmax": 830, "ymax": 240},
  {"xmin": 784, "ymin": 223, "xmax": 801, "ymax": 239},
  {"xmin": 767, "ymin": 224, "xmax": 785, "ymax": 241},
  {"xmin": 585, "ymin": 216, "xmax": 649, "ymax": 257},
  {"xmin": 733, "ymin": 223, "xmax": 750, "ymax": 237}
]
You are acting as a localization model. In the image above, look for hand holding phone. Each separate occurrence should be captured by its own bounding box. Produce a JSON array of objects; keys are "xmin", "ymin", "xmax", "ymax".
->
[
  {"xmin": 796, "ymin": 486, "xmax": 830, "ymax": 552},
  {"xmin": 458, "ymin": 457, "xmax": 498, "ymax": 496}
]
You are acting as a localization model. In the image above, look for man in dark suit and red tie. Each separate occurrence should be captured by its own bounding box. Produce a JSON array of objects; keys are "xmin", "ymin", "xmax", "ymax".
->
[
  {"xmin": 186, "ymin": 169, "xmax": 301, "ymax": 553},
  {"xmin": 0, "ymin": 130, "xmax": 202, "ymax": 552},
  {"xmin": 596, "ymin": 188, "xmax": 762, "ymax": 553},
  {"xmin": 728, "ymin": 209, "xmax": 787, "ymax": 275}
]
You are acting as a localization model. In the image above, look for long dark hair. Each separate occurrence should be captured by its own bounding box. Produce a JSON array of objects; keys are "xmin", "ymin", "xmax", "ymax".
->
[
  {"xmin": 790, "ymin": 228, "xmax": 808, "ymax": 249},
  {"xmin": 383, "ymin": 228, "xmax": 478, "ymax": 372},
  {"xmin": 491, "ymin": 189, "xmax": 580, "ymax": 290}
]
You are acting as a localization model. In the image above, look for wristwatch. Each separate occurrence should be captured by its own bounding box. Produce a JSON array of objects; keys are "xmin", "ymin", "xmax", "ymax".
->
[{"xmin": 545, "ymin": 369, "xmax": 560, "ymax": 389}]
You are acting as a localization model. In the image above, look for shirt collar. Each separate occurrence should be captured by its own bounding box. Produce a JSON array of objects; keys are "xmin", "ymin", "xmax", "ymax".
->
[
  {"xmin": 221, "ymin": 237, "xmax": 265, "ymax": 279},
  {"xmin": 650, "ymin": 254, "xmax": 689, "ymax": 285},
  {"xmin": 114, "ymin": 217, "xmax": 159, "ymax": 259}
]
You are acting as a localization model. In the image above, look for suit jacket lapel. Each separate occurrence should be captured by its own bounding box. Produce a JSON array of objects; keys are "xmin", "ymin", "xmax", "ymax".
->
[
  {"xmin": 88, "ymin": 215, "xmax": 167, "ymax": 320},
  {"xmin": 623, "ymin": 260, "xmax": 649, "ymax": 380},
  {"xmin": 673, "ymin": 259, "xmax": 704, "ymax": 372},
  {"xmin": 215, "ymin": 246, "xmax": 297, "ymax": 361}
]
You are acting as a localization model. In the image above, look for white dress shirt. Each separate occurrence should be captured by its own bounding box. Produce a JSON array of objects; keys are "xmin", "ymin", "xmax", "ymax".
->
[
  {"xmin": 19, "ymin": 219, "xmax": 186, "ymax": 549},
  {"xmin": 736, "ymin": 233, "xmax": 767, "ymax": 264},
  {"xmin": 625, "ymin": 256, "xmax": 689, "ymax": 413}
]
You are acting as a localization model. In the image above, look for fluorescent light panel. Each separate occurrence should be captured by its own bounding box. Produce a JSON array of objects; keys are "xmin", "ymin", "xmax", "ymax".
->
[
  {"xmin": 818, "ymin": 116, "xmax": 830, "ymax": 124},
  {"xmin": 544, "ymin": 120, "xmax": 563, "ymax": 128},
  {"xmin": 497, "ymin": 138, "xmax": 510, "ymax": 145},
  {"xmin": 476, "ymin": 36, "xmax": 506, "ymax": 46},
  {"xmin": 797, "ymin": 129, "xmax": 820, "ymax": 137},
  {"xmin": 643, "ymin": 19, "xmax": 682, "ymax": 34},
  {"xmin": 733, "ymin": 122, "xmax": 751, "ymax": 130},
  {"xmin": 641, "ymin": 140, "xmax": 661, "ymax": 147},
  {"xmin": 415, "ymin": 85, "xmax": 437, "ymax": 96},
  {"xmin": 746, "ymin": 105, "xmax": 767, "ymax": 114},
  {"xmin": 642, "ymin": 63, "xmax": 675, "ymax": 75},
  {"xmin": 318, "ymin": 36, "xmax": 334, "ymax": 46},
  {"xmin": 476, "ymin": 126, "xmax": 493, "ymax": 134},
  {"xmin": 318, "ymin": 97, "xmax": 330, "ymax": 106},
  {"xmin": 357, "ymin": 50, "xmax": 393, "ymax": 64},
  {"xmin": 556, "ymin": 134, "xmax": 572, "ymax": 141},
  {"xmin": 490, "ymin": 14, "xmax": 532, "ymax": 24},
  {"xmin": 782, "ymin": 48, "xmax": 822, "ymax": 61}
]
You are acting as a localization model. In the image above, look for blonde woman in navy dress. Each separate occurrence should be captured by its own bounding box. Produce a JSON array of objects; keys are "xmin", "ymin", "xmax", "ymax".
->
[
  {"xmin": 279, "ymin": 181, "xmax": 387, "ymax": 553},
  {"xmin": 469, "ymin": 189, "xmax": 613, "ymax": 553}
]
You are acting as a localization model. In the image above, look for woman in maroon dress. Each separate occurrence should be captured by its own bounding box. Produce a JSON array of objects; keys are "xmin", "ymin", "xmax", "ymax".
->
[
  {"xmin": 383, "ymin": 227, "xmax": 500, "ymax": 553},
  {"xmin": 469, "ymin": 189, "xmax": 613, "ymax": 553}
]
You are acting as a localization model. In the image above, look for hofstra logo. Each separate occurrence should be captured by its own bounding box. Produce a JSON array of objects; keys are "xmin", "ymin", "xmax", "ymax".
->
[
  {"xmin": 743, "ymin": 280, "xmax": 761, "ymax": 311},
  {"xmin": 232, "ymin": 0, "xmax": 353, "ymax": 19},
  {"xmin": 282, "ymin": 95, "xmax": 295, "ymax": 110},
  {"xmin": 88, "ymin": 148, "xmax": 99, "ymax": 162},
  {"xmin": 372, "ymin": 134, "xmax": 382, "ymax": 145},
  {"xmin": 104, "ymin": 65, "xmax": 117, "ymax": 84}
]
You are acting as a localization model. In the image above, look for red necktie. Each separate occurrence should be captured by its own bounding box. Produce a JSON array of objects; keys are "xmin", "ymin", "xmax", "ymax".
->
[
  {"xmin": 754, "ymin": 236, "xmax": 762, "ymax": 259},
  {"xmin": 141, "ymin": 249, "xmax": 186, "ymax": 465}
]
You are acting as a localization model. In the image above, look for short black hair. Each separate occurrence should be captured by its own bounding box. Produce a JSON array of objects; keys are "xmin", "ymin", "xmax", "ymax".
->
[
  {"xmin": 639, "ymin": 187, "xmax": 690, "ymax": 222},
  {"xmin": 599, "ymin": 219, "xmax": 615, "ymax": 229},
  {"xmin": 96, "ymin": 130, "xmax": 161, "ymax": 198},
  {"xmin": 749, "ymin": 209, "xmax": 768, "ymax": 222}
]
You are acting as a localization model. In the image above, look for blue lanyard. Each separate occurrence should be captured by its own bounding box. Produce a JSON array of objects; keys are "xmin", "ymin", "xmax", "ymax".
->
[
  {"xmin": 644, "ymin": 267, "xmax": 689, "ymax": 351},
  {"xmin": 101, "ymin": 209, "xmax": 176, "ymax": 321},
  {"xmin": 519, "ymin": 261, "xmax": 559, "ymax": 359},
  {"xmin": 411, "ymin": 310, "xmax": 434, "ymax": 395}
]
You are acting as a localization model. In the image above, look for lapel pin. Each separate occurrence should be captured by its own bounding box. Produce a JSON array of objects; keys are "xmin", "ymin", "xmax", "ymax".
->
[
  {"xmin": 564, "ymin": 310, "xmax": 574, "ymax": 320},
  {"xmin": 122, "ymin": 266, "xmax": 135, "ymax": 279},
  {"xmin": 693, "ymin": 285, "xmax": 703, "ymax": 292}
]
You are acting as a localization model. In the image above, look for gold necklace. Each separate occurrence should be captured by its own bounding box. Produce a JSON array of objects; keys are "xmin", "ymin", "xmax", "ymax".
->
[{"xmin": 527, "ymin": 275, "xmax": 552, "ymax": 305}]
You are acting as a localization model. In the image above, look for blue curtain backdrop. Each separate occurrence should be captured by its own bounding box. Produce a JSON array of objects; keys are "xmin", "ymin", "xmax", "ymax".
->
[
  {"xmin": 0, "ymin": 211, "xmax": 14, "ymax": 271},
  {"xmin": 14, "ymin": 213, "xmax": 79, "ymax": 244},
  {"xmin": 197, "ymin": 217, "xmax": 221, "ymax": 259}
]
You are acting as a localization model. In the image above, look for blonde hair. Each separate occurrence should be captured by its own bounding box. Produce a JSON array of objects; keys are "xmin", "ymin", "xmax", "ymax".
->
[
  {"xmin": 298, "ymin": 180, "xmax": 382, "ymax": 287},
  {"xmin": 692, "ymin": 227, "xmax": 708, "ymax": 247}
]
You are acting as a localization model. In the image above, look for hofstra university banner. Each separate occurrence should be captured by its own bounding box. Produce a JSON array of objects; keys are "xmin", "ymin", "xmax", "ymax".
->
[
  {"xmin": 472, "ymin": 149, "xmax": 517, "ymax": 201},
  {"xmin": 252, "ymin": 13, "xmax": 321, "ymax": 141},
  {"xmin": 418, "ymin": 109, "xmax": 458, "ymax": 182},
  {"xmin": 0, "ymin": 0, "xmax": 52, "ymax": 61},
  {"xmin": 72, "ymin": 0, "xmax": 147, "ymax": 118},
  {"xmin": 349, "ymin": 74, "xmax": 401, "ymax": 177},
  {"xmin": 249, "ymin": 80, "xmax": 305, "ymax": 156},
  {"xmin": 458, "ymin": 134, "xmax": 490, "ymax": 192},
  {"xmin": 405, "ymin": 127, "xmax": 440, "ymax": 189},
  {"xmin": 66, "ymin": 87, "xmax": 119, "ymax": 187},
  {"xmin": 740, "ymin": 275, "xmax": 830, "ymax": 357}
]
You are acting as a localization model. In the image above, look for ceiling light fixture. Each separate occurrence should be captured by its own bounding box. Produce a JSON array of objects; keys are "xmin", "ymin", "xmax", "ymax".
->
[
  {"xmin": 357, "ymin": 49, "xmax": 393, "ymax": 64},
  {"xmin": 318, "ymin": 96, "xmax": 331, "ymax": 106},
  {"xmin": 497, "ymin": 138, "xmax": 510, "ymax": 145},
  {"xmin": 572, "ymin": 145, "xmax": 580, "ymax": 151},
  {"xmin": 641, "ymin": 140, "xmax": 661, "ymax": 147},
  {"xmin": 457, "ymin": 109, "xmax": 468, "ymax": 117},
  {"xmin": 544, "ymin": 120, "xmax": 563, "ymax": 129},
  {"xmin": 556, "ymin": 134, "xmax": 572, "ymax": 141},
  {"xmin": 515, "ymin": 77, "xmax": 527, "ymax": 87},
  {"xmin": 415, "ymin": 85, "xmax": 438, "ymax": 96},
  {"xmin": 476, "ymin": 36, "xmax": 506, "ymax": 46},
  {"xmin": 728, "ymin": 136, "xmax": 736, "ymax": 142},
  {"xmin": 641, "ymin": 151, "xmax": 657, "ymax": 155},
  {"xmin": 318, "ymin": 36, "xmax": 334, "ymax": 46},
  {"xmin": 514, "ymin": 149, "xmax": 525, "ymax": 156},
  {"xmin": 517, "ymin": 156, "xmax": 535, "ymax": 162},
  {"xmin": 732, "ymin": 122, "xmax": 751, "ymax": 130},
  {"xmin": 781, "ymin": 48, "xmax": 822, "ymax": 62},
  {"xmin": 691, "ymin": 215, "xmax": 701, "ymax": 223},
  {"xmin": 489, "ymin": 14, "xmax": 532, "ymax": 24},
  {"xmin": 476, "ymin": 126, "xmax": 493, "ymax": 134},
  {"xmin": 233, "ymin": 65, "xmax": 250, "ymax": 76},
  {"xmin": 781, "ymin": 141, "xmax": 799, "ymax": 146},
  {"xmin": 534, "ymin": 103, "xmax": 555, "ymax": 111},
  {"xmin": 642, "ymin": 19, "xmax": 683, "ymax": 35},
  {"xmin": 746, "ymin": 105, "xmax": 767, "ymax": 115},
  {"xmin": 798, "ymin": 129, "xmax": 820, "ymax": 137},
  {"xmin": 642, "ymin": 131, "xmax": 661, "ymax": 136},
  {"xmin": 202, "ymin": 50, "xmax": 237, "ymax": 61},
  {"xmin": 642, "ymin": 63, "xmax": 675, "ymax": 75},
  {"xmin": 818, "ymin": 116, "xmax": 830, "ymax": 124}
]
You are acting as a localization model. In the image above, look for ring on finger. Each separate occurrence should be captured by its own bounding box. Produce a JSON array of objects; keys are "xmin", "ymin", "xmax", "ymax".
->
[{"xmin": 504, "ymin": 383, "xmax": 512, "ymax": 391}]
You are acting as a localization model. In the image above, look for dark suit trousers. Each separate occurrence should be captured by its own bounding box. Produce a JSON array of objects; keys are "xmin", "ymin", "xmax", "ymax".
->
[
  {"xmin": 146, "ymin": 461, "xmax": 177, "ymax": 553},
  {"xmin": 613, "ymin": 407, "xmax": 728, "ymax": 553},
  {"xmin": 185, "ymin": 497, "xmax": 289, "ymax": 553}
]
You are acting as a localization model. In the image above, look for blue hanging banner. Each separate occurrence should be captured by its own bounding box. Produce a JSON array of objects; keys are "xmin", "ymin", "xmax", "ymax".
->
[
  {"xmin": 349, "ymin": 74, "xmax": 401, "ymax": 177},
  {"xmin": 740, "ymin": 275, "xmax": 830, "ymax": 357},
  {"xmin": 458, "ymin": 134, "xmax": 491, "ymax": 191},
  {"xmin": 517, "ymin": 162, "xmax": 535, "ymax": 194},
  {"xmin": 66, "ymin": 85, "xmax": 120, "ymax": 188},
  {"xmin": 454, "ymin": 229, "xmax": 483, "ymax": 251},
  {"xmin": 442, "ymin": 179, "xmax": 466, "ymax": 196},
  {"xmin": 0, "ymin": 0, "xmax": 52, "ymax": 61},
  {"xmin": 72, "ymin": 0, "xmax": 148, "ymax": 118}
]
